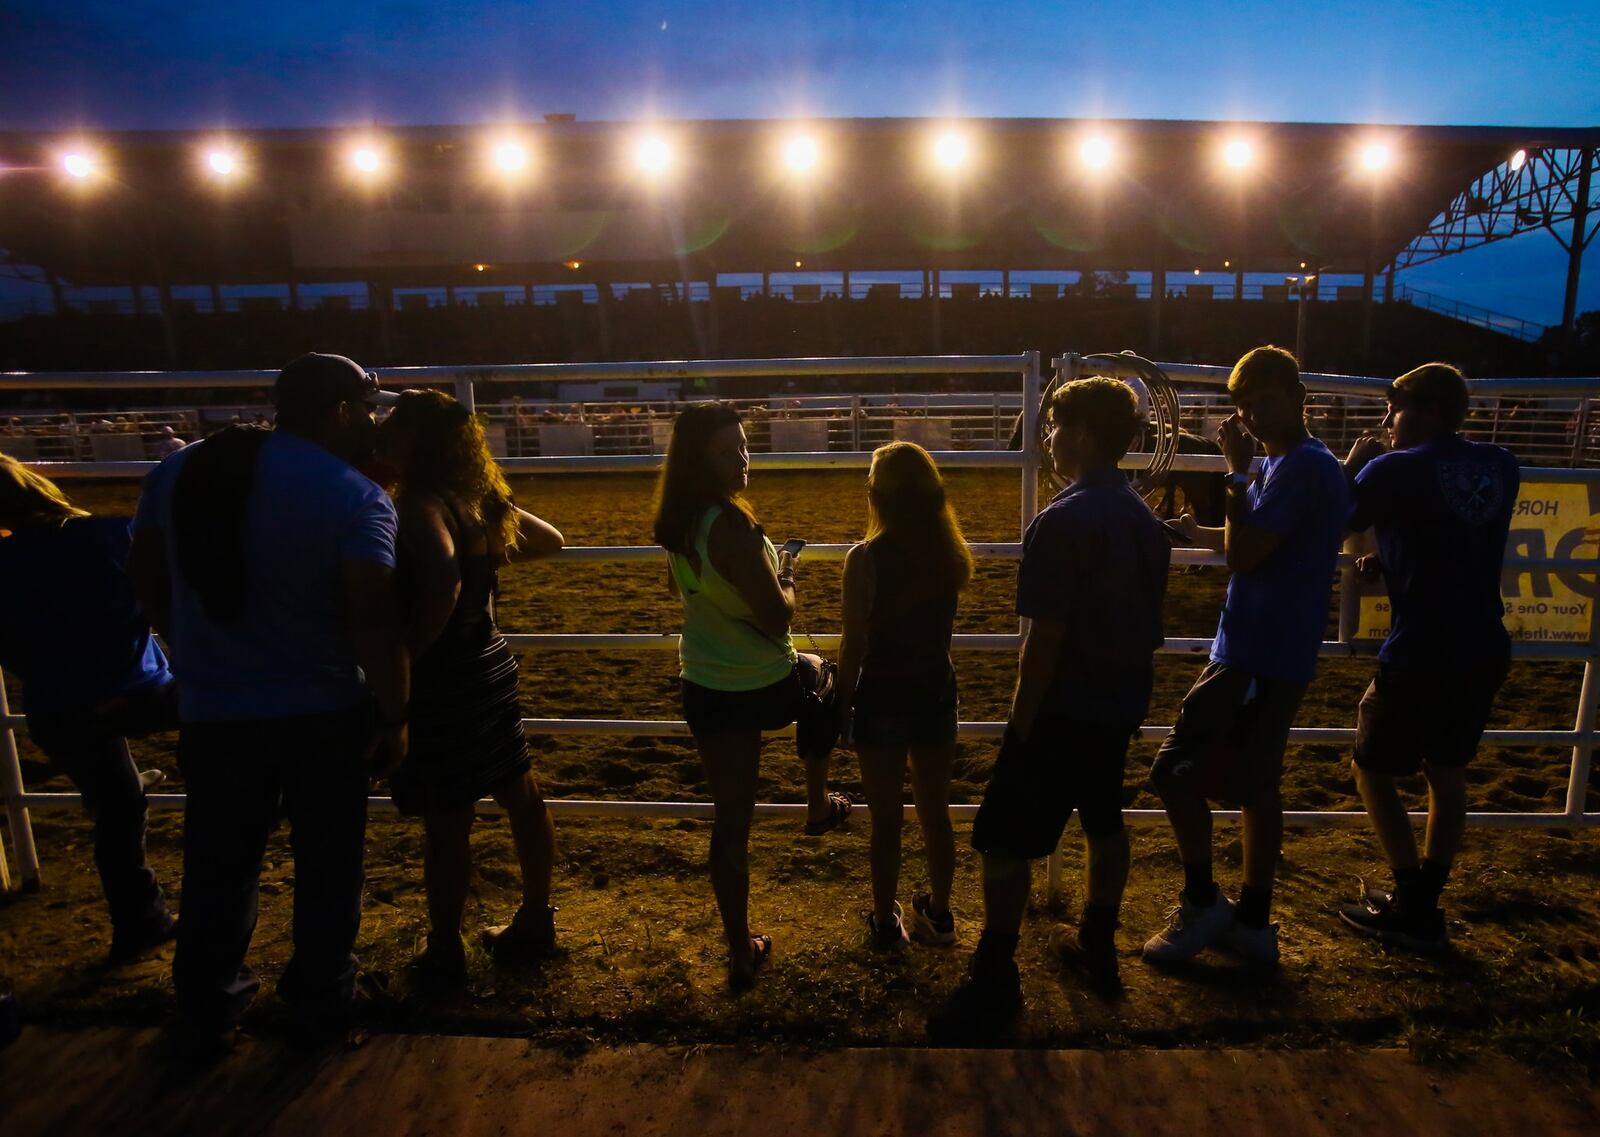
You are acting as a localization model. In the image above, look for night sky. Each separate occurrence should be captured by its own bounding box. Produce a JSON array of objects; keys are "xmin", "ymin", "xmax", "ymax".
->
[{"xmin": 4, "ymin": 1, "xmax": 1598, "ymax": 323}]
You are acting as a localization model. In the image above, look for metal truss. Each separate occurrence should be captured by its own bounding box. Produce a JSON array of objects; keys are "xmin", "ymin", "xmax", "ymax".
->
[{"xmin": 1390, "ymin": 147, "xmax": 1600, "ymax": 272}]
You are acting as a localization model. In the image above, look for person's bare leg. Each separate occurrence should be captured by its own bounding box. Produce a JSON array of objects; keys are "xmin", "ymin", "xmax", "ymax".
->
[
  {"xmin": 1240, "ymin": 788, "xmax": 1283, "ymax": 891},
  {"xmin": 423, "ymin": 804, "xmax": 476, "ymax": 947},
  {"xmin": 1421, "ymin": 764, "xmax": 1468, "ymax": 868},
  {"xmin": 492, "ymin": 770, "xmax": 555, "ymax": 914},
  {"xmin": 803, "ymin": 751, "xmax": 833, "ymax": 826},
  {"xmin": 909, "ymin": 742, "xmax": 957, "ymax": 917},
  {"xmin": 1159, "ymin": 783, "xmax": 1214, "ymax": 870},
  {"xmin": 857, "ymin": 742, "xmax": 909, "ymax": 927},
  {"xmin": 1353, "ymin": 760, "xmax": 1419, "ymax": 873},
  {"xmin": 1084, "ymin": 829, "xmax": 1130, "ymax": 909},
  {"xmin": 982, "ymin": 855, "xmax": 1031, "ymax": 938},
  {"xmin": 697, "ymin": 729, "xmax": 762, "ymax": 974}
]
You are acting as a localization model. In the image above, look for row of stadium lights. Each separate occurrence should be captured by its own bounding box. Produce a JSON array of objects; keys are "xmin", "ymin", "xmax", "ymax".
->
[{"xmin": 44, "ymin": 128, "xmax": 1531, "ymax": 188}]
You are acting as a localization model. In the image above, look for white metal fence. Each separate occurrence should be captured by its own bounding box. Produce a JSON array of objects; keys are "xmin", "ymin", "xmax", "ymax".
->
[{"xmin": 1, "ymin": 355, "xmax": 1598, "ymax": 898}]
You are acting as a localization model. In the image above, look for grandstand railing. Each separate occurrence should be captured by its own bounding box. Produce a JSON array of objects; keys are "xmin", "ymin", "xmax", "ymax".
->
[{"xmin": 1, "ymin": 356, "xmax": 1598, "ymax": 898}]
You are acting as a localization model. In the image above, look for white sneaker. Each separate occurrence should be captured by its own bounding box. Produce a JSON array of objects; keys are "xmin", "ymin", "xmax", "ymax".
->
[
  {"xmin": 1142, "ymin": 890, "xmax": 1236, "ymax": 962},
  {"xmin": 1220, "ymin": 919, "xmax": 1280, "ymax": 964}
]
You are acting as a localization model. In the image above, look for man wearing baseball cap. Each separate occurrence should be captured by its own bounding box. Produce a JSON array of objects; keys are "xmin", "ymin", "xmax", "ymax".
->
[{"xmin": 131, "ymin": 353, "xmax": 407, "ymax": 1059}]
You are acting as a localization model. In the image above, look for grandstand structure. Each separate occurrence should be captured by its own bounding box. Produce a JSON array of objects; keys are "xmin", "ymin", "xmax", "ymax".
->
[{"xmin": 1, "ymin": 117, "xmax": 1596, "ymax": 375}]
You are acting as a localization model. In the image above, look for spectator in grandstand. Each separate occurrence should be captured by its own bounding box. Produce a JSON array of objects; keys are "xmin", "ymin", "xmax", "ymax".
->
[
  {"xmin": 654, "ymin": 402, "xmax": 850, "ymax": 991},
  {"xmin": 130, "ymin": 352, "xmax": 408, "ymax": 1059},
  {"xmin": 155, "ymin": 426, "xmax": 186, "ymax": 457},
  {"xmin": 376, "ymin": 389, "xmax": 566, "ymax": 980},
  {"xmin": 836, "ymin": 442, "xmax": 971, "ymax": 951},
  {"xmin": 1337, "ymin": 364, "xmax": 1518, "ymax": 953},
  {"xmin": 0, "ymin": 455, "xmax": 177, "ymax": 963},
  {"xmin": 1143, "ymin": 347, "xmax": 1348, "ymax": 966},
  {"xmin": 928, "ymin": 379, "xmax": 1170, "ymax": 1041}
]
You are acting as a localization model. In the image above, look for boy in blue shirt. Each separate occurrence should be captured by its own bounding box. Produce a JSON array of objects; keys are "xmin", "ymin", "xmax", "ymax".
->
[
  {"xmin": 930, "ymin": 378, "xmax": 1171, "ymax": 1041},
  {"xmin": 1339, "ymin": 363, "xmax": 1517, "ymax": 952},
  {"xmin": 1144, "ymin": 346, "xmax": 1348, "ymax": 966}
]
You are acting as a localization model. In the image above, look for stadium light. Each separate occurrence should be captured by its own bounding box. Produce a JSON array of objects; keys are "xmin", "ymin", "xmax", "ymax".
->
[
  {"xmin": 782, "ymin": 134, "xmax": 820, "ymax": 174},
  {"xmin": 1359, "ymin": 141, "xmax": 1393, "ymax": 172},
  {"xmin": 204, "ymin": 145, "xmax": 243, "ymax": 182},
  {"xmin": 1510, "ymin": 148, "xmax": 1528, "ymax": 172},
  {"xmin": 1222, "ymin": 138, "xmax": 1254, "ymax": 169},
  {"xmin": 60, "ymin": 149, "xmax": 101, "ymax": 181},
  {"xmin": 933, "ymin": 131, "xmax": 970, "ymax": 171},
  {"xmin": 348, "ymin": 143, "xmax": 388, "ymax": 179},
  {"xmin": 1079, "ymin": 136, "xmax": 1113, "ymax": 171},
  {"xmin": 491, "ymin": 140, "xmax": 529, "ymax": 175},
  {"xmin": 633, "ymin": 134, "xmax": 674, "ymax": 176}
]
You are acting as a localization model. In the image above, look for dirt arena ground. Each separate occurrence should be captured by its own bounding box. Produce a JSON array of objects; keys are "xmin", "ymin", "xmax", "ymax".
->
[{"xmin": 2, "ymin": 471, "xmax": 1598, "ymax": 1076}]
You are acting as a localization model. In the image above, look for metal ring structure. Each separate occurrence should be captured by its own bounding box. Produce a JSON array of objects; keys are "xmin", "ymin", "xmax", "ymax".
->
[{"xmin": 1039, "ymin": 351, "xmax": 1183, "ymax": 501}]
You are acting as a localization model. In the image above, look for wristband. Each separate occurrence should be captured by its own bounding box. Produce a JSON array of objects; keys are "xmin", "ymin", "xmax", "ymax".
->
[
  {"xmin": 1228, "ymin": 472, "xmax": 1251, "ymax": 488},
  {"xmin": 778, "ymin": 572, "xmax": 796, "ymax": 587}
]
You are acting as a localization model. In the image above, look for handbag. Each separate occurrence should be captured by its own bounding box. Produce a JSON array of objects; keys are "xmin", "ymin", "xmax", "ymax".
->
[{"xmin": 792, "ymin": 651, "xmax": 841, "ymax": 761}]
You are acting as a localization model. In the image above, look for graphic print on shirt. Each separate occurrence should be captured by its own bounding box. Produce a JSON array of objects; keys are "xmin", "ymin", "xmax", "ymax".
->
[{"xmin": 1436, "ymin": 458, "xmax": 1506, "ymax": 526}]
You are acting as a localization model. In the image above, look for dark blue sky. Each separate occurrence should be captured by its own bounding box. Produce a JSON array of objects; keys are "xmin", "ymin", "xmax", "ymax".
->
[{"xmin": 5, "ymin": 1, "xmax": 1598, "ymax": 323}]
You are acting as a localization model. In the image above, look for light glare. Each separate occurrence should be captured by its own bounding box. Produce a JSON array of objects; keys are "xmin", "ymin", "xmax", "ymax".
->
[
  {"xmin": 933, "ymin": 132, "xmax": 969, "ymax": 170},
  {"xmin": 350, "ymin": 146, "xmax": 383, "ymax": 175},
  {"xmin": 62, "ymin": 152, "xmax": 94, "ymax": 179},
  {"xmin": 1361, "ymin": 142, "xmax": 1392, "ymax": 171},
  {"xmin": 783, "ymin": 135, "xmax": 819, "ymax": 173},
  {"xmin": 207, "ymin": 149, "xmax": 239, "ymax": 177},
  {"xmin": 634, "ymin": 135, "xmax": 673, "ymax": 175},
  {"xmin": 1223, "ymin": 139, "xmax": 1253, "ymax": 168},
  {"xmin": 493, "ymin": 141, "xmax": 528, "ymax": 173},
  {"xmin": 1510, "ymin": 148, "xmax": 1528, "ymax": 171},
  {"xmin": 1080, "ymin": 136, "xmax": 1113, "ymax": 170}
]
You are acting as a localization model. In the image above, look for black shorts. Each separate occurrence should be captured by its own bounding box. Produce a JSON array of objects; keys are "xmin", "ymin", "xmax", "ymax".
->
[
  {"xmin": 681, "ymin": 675, "xmax": 797, "ymax": 737},
  {"xmin": 1150, "ymin": 662, "xmax": 1307, "ymax": 804},
  {"xmin": 970, "ymin": 717, "xmax": 1135, "ymax": 860},
  {"xmin": 1354, "ymin": 653, "xmax": 1510, "ymax": 775},
  {"xmin": 851, "ymin": 672, "xmax": 958, "ymax": 749}
]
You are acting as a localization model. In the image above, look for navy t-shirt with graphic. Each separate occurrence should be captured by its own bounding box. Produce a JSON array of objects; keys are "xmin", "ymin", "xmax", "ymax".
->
[
  {"xmin": 1211, "ymin": 437, "xmax": 1349, "ymax": 685},
  {"xmin": 1348, "ymin": 433, "xmax": 1519, "ymax": 667}
]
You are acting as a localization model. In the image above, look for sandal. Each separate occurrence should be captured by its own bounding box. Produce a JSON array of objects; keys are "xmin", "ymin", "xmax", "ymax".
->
[
  {"xmin": 728, "ymin": 933, "xmax": 773, "ymax": 992},
  {"xmin": 803, "ymin": 792, "xmax": 853, "ymax": 836}
]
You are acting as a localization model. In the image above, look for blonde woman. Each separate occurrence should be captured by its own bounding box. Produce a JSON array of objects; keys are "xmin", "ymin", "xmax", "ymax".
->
[{"xmin": 837, "ymin": 442, "xmax": 972, "ymax": 949}]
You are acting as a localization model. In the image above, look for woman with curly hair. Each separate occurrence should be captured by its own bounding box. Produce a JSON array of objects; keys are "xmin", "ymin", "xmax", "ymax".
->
[
  {"xmin": 377, "ymin": 390, "xmax": 565, "ymax": 979},
  {"xmin": 836, "ymin": 442, "xmax": 972, "ymax": 949}
]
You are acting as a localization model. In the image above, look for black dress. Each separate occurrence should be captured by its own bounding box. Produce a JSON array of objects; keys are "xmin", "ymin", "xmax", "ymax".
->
[{"xmin": 389, "ymin": 503, "xmax": 532, "ymax": 815}]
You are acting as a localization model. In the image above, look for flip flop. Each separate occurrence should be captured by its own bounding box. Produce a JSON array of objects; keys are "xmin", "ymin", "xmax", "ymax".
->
[
  {"xmin": 803, "ymin": 792, "xmax": 853, "ymax": 837},
  {"xmin": 728, "ymin": 933, "xmax": 773, "ymax": 992}
]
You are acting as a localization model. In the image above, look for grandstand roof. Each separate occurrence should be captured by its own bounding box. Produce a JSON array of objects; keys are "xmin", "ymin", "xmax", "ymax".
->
[{"xmin": 2, "ymin": 117, "xmax": 1596, "ymax": 287}]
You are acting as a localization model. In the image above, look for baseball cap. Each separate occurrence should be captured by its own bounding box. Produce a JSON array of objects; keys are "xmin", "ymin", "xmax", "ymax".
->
[{"xmin": 273, "ymin": 353, "xmax": 400, "ymax": 415}]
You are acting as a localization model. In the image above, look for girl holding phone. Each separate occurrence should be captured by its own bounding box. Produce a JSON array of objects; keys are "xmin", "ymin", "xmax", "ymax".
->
[
  {"xmin": 654, "ymin": 403, "xmax": 849, "ymax": 990},
  {"xmin": 836, "ymin": 442, "xmax": 972, "ymax": 948}
]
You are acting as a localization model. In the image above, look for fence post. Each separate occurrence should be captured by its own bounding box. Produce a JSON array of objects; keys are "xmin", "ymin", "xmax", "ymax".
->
[
  {"xmin": 0, "ymin": 669, "xmax": 40, "ymax": 890},
  {"xmin": 1565, "ymin": 595, "xmax": 1600, "ymax": 818},
  {"xmin": 453, "ymin": 376, "xmax": 477, "ymax": 417}
]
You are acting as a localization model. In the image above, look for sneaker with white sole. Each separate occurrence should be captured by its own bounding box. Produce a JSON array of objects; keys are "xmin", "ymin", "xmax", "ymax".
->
[
  {"xmin": 1142, "ymin": 890, "xmax": 1236, "ymax": 963},
  {"xmin": 1219, "ymin": 919, "xmax": 1280, "ymax": 964},
  {"xmin": 1338, "ymin": 892, "xmax": 1447, "ymax": 954},
  {"xmin": 910, "ymin": 892, "xmax": 957, "ymax": 946}
]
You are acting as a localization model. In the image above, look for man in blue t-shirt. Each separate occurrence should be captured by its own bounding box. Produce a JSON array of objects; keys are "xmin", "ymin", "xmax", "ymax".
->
[
  {"xmin": 930, "ymin": 378, "xmax": 1171, "ymax": 1042},
  {"xmin": 1338, "ymin": 363, "xmax": 1518, "ymax": 953},
  {"xmin": 131, "ymin": 353, "xmax": 408, "ymax": 1059},
  {"xmin": 1144, "ymin": 346, "xmax": 1348, "ymax": 967}
]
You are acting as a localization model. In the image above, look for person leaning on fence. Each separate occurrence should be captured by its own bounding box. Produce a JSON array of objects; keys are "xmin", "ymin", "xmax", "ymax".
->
[
  {"xmin": 130, "ymin": 352, "xmax": 409, "ymax": 1060},
  {"xmin": 836, "ymin": 442, "xmax": 972, "ymax": 951},
  {"xmin": 0, "ymin": 455, "xmax": 177, "ymax": 963},
  {"xmin": 928, "ymin": 378, "xmax": 1171, "ymax": 1042},
  {"xmin": 1142, "ymin": 346, "xmax": 1349, "ymax": 967},
  {"xmin": 376, "ymin": 389, "xmax": 566, "ymax": 981},
  {"xmin": 653, "ymin": 402, "xmax": 850, "ymax": 992},
  {"xmin": 1337, "ymin": 363, "xmax": 1518, "ymax": 953}
]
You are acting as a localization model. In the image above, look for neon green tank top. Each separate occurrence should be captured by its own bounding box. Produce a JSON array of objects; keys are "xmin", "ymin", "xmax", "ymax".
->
[{"xmin": 668, "ymin": 505, "xmax": 797, "ymax": 691}]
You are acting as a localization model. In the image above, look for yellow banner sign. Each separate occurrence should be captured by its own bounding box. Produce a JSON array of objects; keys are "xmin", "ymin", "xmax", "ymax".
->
[{"xmin": 1355, "ymin": 480, "xmax": 1600, "ymax": 644}]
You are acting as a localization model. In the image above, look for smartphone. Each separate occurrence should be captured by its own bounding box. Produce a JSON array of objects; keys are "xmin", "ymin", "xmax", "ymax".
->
[
  {"xmin": 1161, "ymin": 519, "xmax": 1194, "ymax": 545},
  {"xmin": 781, "ymin": 538, "xmax": 807, "ymax": 559}
]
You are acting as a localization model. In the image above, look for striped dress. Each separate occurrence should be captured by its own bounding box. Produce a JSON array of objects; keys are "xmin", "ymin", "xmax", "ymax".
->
[{"xmin": 389, "ymin": 506, "xmax": 531, "ymax": 815}]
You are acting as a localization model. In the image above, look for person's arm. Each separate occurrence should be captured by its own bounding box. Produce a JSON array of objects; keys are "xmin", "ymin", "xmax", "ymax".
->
[
  {"xmin": 399, "ymin": 495, "xmax": 461, "ymax": 659},
  {"xmin": 835, "ymin": 544, "xmax": 874, "ymax": 740},
  {"xmin": 665, "ymin": 560, "xmax": 680, "ymax": 598},
  {"xmin": 504, "ymin": 506, "xmax": 564, "ymax": 563},
  {"xmin": 128, "ymin": 524, "xmax": 172, "ymax": 640},
  {"xmin": 344, "ymin": 559, "xmax": 410, "ymax": 772},
  {"xmin": 1174, "ymin": 513, "xmax": 1226, "ymax": 553},
  {"xmin": 1009, "ymin": 617, "xmax": 1067, "ymax": 743},
  {"xmin": 1213, "ymin": 413, "xmax": 1284, "ymax": 573},
  {"xmin": 708, "ymin": 510, "xmax": 795, "ymax": 638}
]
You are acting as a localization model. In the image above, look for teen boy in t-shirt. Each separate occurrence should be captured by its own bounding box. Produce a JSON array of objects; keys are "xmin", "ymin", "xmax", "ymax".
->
[
  {"xmin": 1338, "ymin": 363, "xmax": 1518, "ymax": 952},
  {"xmin": 929, "ymin": 378, "xmax": 1170, "ymax": 1040},
  {"xmin": 1143, "ymin": 346, "xmax": 1349, "ymax": 966}
]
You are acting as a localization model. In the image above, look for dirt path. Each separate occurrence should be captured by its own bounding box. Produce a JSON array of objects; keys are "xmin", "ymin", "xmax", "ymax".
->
[{"xmin": 3, "ymin": 1027, "xmax": 1598, "ymax": 1136}]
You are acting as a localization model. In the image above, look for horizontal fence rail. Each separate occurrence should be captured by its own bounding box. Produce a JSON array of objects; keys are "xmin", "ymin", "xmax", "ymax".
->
[{"xmin": 2, "ymin": 353, "xmax": 1599, "ymax": 898}]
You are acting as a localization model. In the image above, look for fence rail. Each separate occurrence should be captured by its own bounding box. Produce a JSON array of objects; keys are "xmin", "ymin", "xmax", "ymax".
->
[{"xmin": 2, "ymin": 353, "xmax": 1598, "ymax": 900}]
